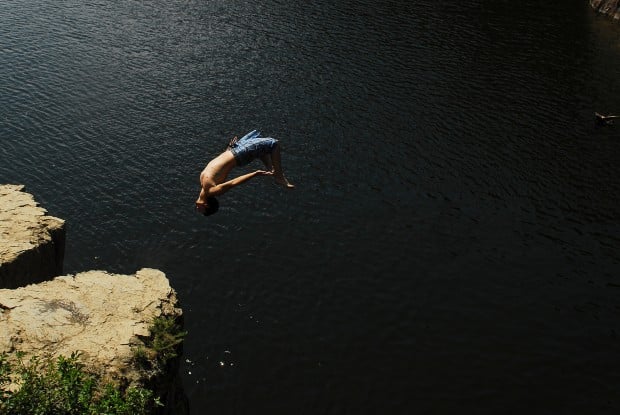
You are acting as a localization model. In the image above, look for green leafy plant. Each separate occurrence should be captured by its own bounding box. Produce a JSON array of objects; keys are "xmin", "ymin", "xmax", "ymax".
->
[
  {"xmin": 0, "ymin": 352, "xmax": 156, "ymax": 415},
  {"xmin": 0, "ymin": 315, "xmax": 186, "ymax": 414},
  {"xmin": 133, "ymin": 315, "xmax": 187, "ymax": 371},
  {"xmin": 0, "ymin": 354, "xmax": 11, "ymax": 403}
]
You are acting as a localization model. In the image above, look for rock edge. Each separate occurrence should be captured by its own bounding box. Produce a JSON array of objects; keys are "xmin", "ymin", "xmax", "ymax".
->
[
  {"xmin": 0, "ymin": 185, "xmax": 186, "ymax": 412},
  {"xmin": 0, "ymin": 184, "xmax": 65, "ymax": 289}
]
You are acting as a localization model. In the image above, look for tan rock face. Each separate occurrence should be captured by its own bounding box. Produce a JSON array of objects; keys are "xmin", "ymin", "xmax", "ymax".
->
[
  {"xmin": 0, "ymin": 184, "xmax": 66, "ymax": 288},
  {"xmin": 0, "ymin": 268, "xmax": 182, "ymax": 381},
  {"xmin": 0, "ymin": 185, "xmax": 186, "ymax": 408}
]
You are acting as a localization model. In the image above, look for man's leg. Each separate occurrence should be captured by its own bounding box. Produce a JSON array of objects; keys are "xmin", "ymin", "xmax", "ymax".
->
[
  {"xmin": 259, "ymin": 154, "xmax": 273, "ymax": 172},
  {"xmin": 270, "ymin": 143, "xmax": 294, "ymax": 188}
]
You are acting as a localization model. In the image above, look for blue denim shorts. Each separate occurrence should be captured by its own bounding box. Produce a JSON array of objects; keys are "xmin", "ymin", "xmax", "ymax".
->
[{"xmin": 229, "ymin": 130, "xmax": 278, "ymax": 166}]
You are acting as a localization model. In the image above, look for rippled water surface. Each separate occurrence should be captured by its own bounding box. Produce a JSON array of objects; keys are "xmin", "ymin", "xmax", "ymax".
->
[{"xmin": 2, "ymin": 1, "xmax": 620, "ymax": 413}]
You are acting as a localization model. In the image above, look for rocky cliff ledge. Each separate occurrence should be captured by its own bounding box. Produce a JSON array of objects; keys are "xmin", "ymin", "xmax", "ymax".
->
[
  {"xmin": 0, "ymin": 268, "xmax": 181, "ymax": 381},
  {"xmin": 0, "ymin": 184, "xmax": 65, "ymax": 289},
  {"xmin": 591, "ymin": 0, "xmax": 620, "ymax": 20},
  {"xmin": 0, "ymin": 185, "xmax": 186, "ymax": 412}
]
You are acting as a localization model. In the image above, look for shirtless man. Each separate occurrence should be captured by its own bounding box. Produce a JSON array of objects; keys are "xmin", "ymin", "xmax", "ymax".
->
[{"xmin": 196, "ymin": 130, "xmax": 294, "ymax": 216}]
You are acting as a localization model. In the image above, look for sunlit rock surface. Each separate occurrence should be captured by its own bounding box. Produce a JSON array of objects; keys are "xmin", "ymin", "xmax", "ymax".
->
[
  {"xmin": 0, "ymin": 268, "xmax": 182, "ymax": 384},
  {"xmin": 0, "ymin": 185, "xmax": 186, "ymax": 411},
  {"xmin": 0, "ymin": 184, "xmax": 65, "ymax": 289}
]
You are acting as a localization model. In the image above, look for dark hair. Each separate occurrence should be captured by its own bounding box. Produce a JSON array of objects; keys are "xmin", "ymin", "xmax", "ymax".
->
[{"xmin": 203, "ymin": 196, "xmax": 219, "ymax": 216}]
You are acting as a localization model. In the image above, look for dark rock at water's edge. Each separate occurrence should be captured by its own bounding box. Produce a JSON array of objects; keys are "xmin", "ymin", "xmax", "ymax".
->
[{"xmin": 591, "ymin": 0, "xmax": 620, "ymax": 20}]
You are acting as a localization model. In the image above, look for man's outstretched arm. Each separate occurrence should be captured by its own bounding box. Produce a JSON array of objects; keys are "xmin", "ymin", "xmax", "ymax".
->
[{"xmin": 206, "ymin": 170, "xmax": 273, "ymax": 196}]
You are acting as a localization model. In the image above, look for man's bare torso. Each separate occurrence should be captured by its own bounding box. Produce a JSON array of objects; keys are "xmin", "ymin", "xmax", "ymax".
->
[{"xmin": 200, "ymin": 150, "xmax": 236, "ymax": 187}]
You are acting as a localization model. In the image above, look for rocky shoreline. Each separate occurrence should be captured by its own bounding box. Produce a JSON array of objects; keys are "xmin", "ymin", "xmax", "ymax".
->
[
  {"xmin": 0, "ymin": 184, "xmax": 185, "ymax": 412},
  {"xmin": 591, "ymin": 0, "xmax": 620, "ymax": 20}
]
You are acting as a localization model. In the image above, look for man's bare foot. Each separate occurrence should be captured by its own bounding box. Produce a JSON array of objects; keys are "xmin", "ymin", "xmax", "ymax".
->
[
  {"xmin": 226, "ymin": 135, "xmax": 238, "ymax": 150},
  {"xmin": 275, "ymin": 174, "xmax": 295, "ymax": 188}
]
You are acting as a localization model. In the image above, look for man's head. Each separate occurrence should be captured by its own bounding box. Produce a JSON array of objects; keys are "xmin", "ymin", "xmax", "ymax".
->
[{"xmin": 196, "ymin": 196, "xmax": 219, "ymax": 216}]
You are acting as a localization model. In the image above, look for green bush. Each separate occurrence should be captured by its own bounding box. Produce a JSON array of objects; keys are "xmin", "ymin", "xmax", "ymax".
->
[
  {"xmin": 0, "ymin": 352, "xmax": 157, "ymax": 415},
  {"xmin": 150, "ymin": 316, "xmax": 187, "ymax": 366},
  {"xmin": 134, "ymin": 316, "xmax": 187, "ymax": 371},
  {"xmin": 0, "ymin": 315, "xmax": 185, "ymax": 414}
]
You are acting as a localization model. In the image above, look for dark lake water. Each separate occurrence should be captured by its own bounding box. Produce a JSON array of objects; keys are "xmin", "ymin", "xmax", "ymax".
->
[{"xmin": 2, "ymin": 0, "xmax": 620, "ymax": 413}]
